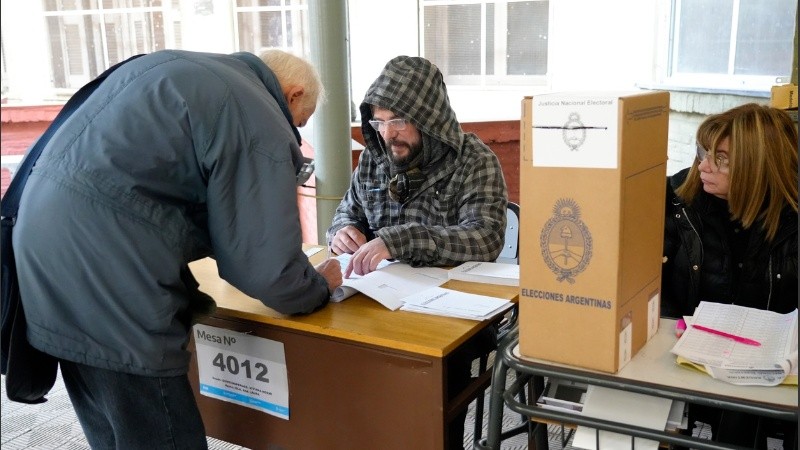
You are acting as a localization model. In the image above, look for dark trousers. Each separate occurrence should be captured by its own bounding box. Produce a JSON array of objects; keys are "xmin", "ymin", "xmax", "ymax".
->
[{"xmin": 59, "ymin": 360, "xmax": 208, "ymax": 450}]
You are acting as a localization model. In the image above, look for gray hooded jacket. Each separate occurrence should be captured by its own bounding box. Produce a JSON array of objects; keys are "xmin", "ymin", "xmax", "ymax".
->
[{"xmin": 13, "ymin": 50, "xmax": 329, "ymax": 376}]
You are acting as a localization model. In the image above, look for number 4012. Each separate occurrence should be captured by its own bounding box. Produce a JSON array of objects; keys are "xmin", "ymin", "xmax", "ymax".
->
[{"xmin": 211, "ymin": 352, "xmax": 269, "ymax": 382}]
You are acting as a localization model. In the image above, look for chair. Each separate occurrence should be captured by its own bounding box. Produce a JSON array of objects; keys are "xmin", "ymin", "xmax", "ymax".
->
[
  {"xmin": 472, "ymin": 202, "xmax": 526, "ymax": 447},
  {"xmin": 495, "ymin": 202, "xmax": 520, "ymax": 265}
]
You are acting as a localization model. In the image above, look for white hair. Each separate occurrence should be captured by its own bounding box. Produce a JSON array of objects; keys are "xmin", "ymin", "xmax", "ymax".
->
[{"xmin": 258, "ymin": 49, "xmax": 326, "ymax": 108}]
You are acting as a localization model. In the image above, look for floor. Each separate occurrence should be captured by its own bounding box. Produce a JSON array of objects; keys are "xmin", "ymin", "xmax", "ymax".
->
[{"xmin": 1, "ymin": 359, "xmax": 578, "ymax": 450}]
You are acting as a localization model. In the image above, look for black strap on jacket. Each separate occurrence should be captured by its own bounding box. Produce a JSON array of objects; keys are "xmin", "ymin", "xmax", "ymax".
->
[{"xmin": 0, "ymin": 54, "xmax": 144, "ymax": 379}]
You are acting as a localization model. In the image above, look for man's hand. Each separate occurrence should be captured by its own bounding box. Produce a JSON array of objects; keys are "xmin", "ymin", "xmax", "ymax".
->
[
  {"xmin": 330, "ymin": 225, "xmax": 367, "ymax": 255},
  {"xmin": 314, "ymin": 258, "xmax": 343, "ymax": 291},
  {"xmin": 345, "ymin": 238, "xmax": 391, "ymax": 278}
]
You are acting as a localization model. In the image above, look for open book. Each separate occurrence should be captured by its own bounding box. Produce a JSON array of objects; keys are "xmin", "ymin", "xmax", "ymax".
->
[{"xmin": 670, "ymin": 302, "xmax": 798, "ymax": 386}]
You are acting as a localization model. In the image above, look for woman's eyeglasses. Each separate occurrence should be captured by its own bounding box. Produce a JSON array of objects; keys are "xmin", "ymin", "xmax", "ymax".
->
[{"xmin": 696, "ymin": 143, "xmax": 729, "ymax": 171}]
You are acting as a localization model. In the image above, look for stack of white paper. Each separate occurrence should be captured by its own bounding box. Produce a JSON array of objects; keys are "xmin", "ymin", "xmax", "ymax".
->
[
  {"xmin": 536, "ymin": 379, "xmax": 588, "ymax": 413},
  {"xmin": 399, "ymin": 286, "xmax": 514, "ymax": 320},
  {"xmin": 670, "ymin": 302, "xmax": 798, "ymax": 386},
  {"xmin": 665, "ymin": 400, "xmax": 688, "ymax": 431},
  {"xmin": 572, "ymin": 386, "xmax": 673, "ymax": 450}
]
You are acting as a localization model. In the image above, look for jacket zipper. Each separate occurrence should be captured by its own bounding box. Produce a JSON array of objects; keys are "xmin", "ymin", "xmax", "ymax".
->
[
  {"xmin": 681, "ymin": 205, "xmax": 704, "ymax": 269},
  {"xmin": 766, "ymin": 258, "xmax": 773, "ymax": 311}
]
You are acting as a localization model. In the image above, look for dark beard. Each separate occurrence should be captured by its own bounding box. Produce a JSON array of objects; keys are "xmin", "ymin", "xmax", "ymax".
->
[{"xmin": 387, "ymin": 139, "xmax": 423, "ymax": 166}]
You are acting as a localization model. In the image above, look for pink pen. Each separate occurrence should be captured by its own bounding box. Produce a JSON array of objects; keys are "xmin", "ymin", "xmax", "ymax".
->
[{"xmin": 692, "ymin": 324, "xmax": 761, "ymax": 347}]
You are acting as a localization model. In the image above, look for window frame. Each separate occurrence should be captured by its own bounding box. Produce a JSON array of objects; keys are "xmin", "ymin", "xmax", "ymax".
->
[
  {"xmin": 232, "ymin": 0, "xmax": 310, "ymax": 58},
  {"xmin": 662, "ymin": 0, "xmax": 796, "ymax": 94},
  {"xmin": 42, "ymin": 1, "xmax": 180, "ymax": 93},
  {"xmin": 419, "ymin": 0, "xmax": 550, "ymax": 88}
]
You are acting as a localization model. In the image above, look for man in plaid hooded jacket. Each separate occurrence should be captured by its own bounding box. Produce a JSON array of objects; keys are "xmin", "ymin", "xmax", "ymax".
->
[
  {"xmin": 328, "ymin": 55, "xmax": 507, "ymax": 276},
  {"xmin": 328, "ymin": 56, "xmax": 508, "ymax": 449}
]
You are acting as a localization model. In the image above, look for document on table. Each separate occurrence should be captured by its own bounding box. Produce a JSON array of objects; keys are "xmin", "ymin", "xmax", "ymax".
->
[
  {"xmin": 329, "ymin": 254, "xmax": 448, "ymax": 310},
  {"xmin": 447, "ymin": 261, "xmax": 520, "ymax": 287},
  {"xmin": 670, "ymin": 302, "xmax": 798, "ymax": 386},
  {"xmin": 572, "ymin": 385, "xmax": 673, "ymax": 450},
  {"xmin": 399, "ymin": 286, "xmax": 514, "ymax": 320}
]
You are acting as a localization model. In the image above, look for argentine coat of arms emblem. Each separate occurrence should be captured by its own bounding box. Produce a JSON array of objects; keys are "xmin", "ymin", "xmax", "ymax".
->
[{"xmin": 540, "ymin": 198, "xmax": 593, "ymax": 283}]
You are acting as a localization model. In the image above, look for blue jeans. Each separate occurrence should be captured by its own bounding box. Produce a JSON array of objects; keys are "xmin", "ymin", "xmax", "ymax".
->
[{"xmin": 59, "ymin": 360, "xmax": 208, "ymax": 450}]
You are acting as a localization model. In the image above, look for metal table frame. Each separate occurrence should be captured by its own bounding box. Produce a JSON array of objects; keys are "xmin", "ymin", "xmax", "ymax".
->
[{"xmin": 477, "ymin": 327, "xmax": 797, "ymax": 450}]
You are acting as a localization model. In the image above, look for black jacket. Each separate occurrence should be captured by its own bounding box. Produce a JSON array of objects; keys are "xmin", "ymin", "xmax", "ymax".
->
[{"xmin": 661, "ymin": 168, "xmax": 798, "ymax": 318}]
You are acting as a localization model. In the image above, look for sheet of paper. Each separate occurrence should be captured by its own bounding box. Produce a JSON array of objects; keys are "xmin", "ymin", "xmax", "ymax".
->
[
  {"xmin": 331, "ymin": 254, "xmax": 448, "ymax": 310},
  {"xmin": 399, "ymin": 286, "xmax": 513, "ymax": 320},
  {"xmin": 329, "ymin": 254, "xmax": 396, "ymax": 303},
  {"xmin": 670, "ymin": 303, "xmax": 798, "ymax": 386},
  {"xmin": 666, "ymin": 400, "xmax": 687, "ymax": 431},
  {"xmin": 572, "ymin": 385, "xmax": 672, "ymax": 450},
  {"xmin": 447, "ymin": 261, "xmax": 520, "ymax": 286},
  {"xmin": 330, "ymin": 285, "xmax": 359, "ymax": 303}
]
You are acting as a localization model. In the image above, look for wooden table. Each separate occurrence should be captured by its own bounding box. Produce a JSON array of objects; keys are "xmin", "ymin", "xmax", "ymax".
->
[{"xmin": 187, "ymin": 249, "xmax": 519, "ymax": 450}]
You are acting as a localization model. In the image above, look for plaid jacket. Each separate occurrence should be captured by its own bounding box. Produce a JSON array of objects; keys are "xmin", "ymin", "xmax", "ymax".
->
[{"xmin": 328, "ymin": 56, "xmax": 508, "ymax": 267}]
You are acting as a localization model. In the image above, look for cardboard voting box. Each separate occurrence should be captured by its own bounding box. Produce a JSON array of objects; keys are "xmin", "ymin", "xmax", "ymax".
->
[{"xmin": 518, "ymin": 91, "xmax": 669, "ymax": 373}]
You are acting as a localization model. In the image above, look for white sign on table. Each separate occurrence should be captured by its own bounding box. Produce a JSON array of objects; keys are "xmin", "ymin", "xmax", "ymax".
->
[{"xmin": 193, "ymin": 324, "xmax": 290, "ymax": 420}]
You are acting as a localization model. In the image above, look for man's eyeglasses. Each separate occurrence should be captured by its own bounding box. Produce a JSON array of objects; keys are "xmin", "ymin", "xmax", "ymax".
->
[
  {"xmin": 368, "ymin": 118, "xmax": 407, "ymax": 132},
  {"xmin": 696, "ymin": 143, "xmax": 729, "ymax": 171}
]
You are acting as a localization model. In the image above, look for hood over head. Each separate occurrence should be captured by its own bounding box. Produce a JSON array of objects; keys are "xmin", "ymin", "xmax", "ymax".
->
[{"xmin": 359, "ymin": 56, "xmax": 464, "ymax": 169}]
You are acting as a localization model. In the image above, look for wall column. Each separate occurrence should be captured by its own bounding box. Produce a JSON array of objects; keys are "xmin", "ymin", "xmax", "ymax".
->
[{"xmin": 308, "ymin": 0, "xmax": 353, "ymax": 245}]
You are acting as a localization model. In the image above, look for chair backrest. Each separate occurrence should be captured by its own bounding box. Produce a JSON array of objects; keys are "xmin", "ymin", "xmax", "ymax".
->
[{"xmin": 495, "ymin": 202, "xmax": 520, "ymax": 265}]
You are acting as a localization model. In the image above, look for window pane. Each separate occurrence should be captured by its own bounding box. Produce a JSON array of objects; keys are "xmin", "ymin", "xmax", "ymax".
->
[
  {"xmin": 65, "ymin": 24, "xmax": 84, "ymax": 75},
  {"xmin": 104, "ymin": 12, "xmax": 165, "ymax": 57},
  {"xmin": 235, "ymin": 2, "xmax": 308, "ymax": 55},
  {"xmin": 45, "ymin": 8, "xmax": 166, "ymax": 88},
  {"xmin": 46, "ymin": 16, "xmax": 67, "ymax": 88},
  {"xmin": 734, "ymin": 0, "xmax": 796, "ymax": 76},
  {"xmin": 45, "ymin": 0, "xmax": 100, "ymax": 11},
  {"xmin": 675, "ymin": 0, "xmax": 732, "ymax": 74},
  {"xmin": 285, "ymin": 10, "xmax": 292, "ymax": 48},
  {"xmin": 507, "ymin": 1, "xmax": 548, "ymax": 75},
  {"xmin": 237, "ymin": 11, "xmax": 283, "ymax": 52},
  {"xmin": 103, "ymin": 0, "xmax": 163, "ymax": 8},
  {"xmin": 236, "ymin": 0, "xmax": 282, "ymax": 6},
  {"xmin": 424, "ymin": 4, "xmax": 481, "ymax": 76},
  {"xmin": 193, "ymin": 0, "xmax": 213, "ymax": 14}
]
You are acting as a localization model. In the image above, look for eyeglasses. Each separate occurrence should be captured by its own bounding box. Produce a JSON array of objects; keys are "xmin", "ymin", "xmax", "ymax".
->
[
  {"xmin": 696, "ymin": 143, "xmax": 729, "ymax": 171},
  {"xmin": 368, "ymin": 118, "xmax": 407, "ymax": 132}
]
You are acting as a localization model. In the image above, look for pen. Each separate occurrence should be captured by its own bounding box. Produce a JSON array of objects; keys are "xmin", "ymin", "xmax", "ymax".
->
[{"xmin": 691, "ymin": 324, "xmax": 761, "ymax": 347}]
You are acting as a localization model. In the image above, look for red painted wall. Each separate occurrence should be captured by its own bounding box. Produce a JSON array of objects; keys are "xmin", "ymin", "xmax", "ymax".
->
[{"xmin": 1, "ymin": 105, "xmax": 63, "ymax": 197}]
